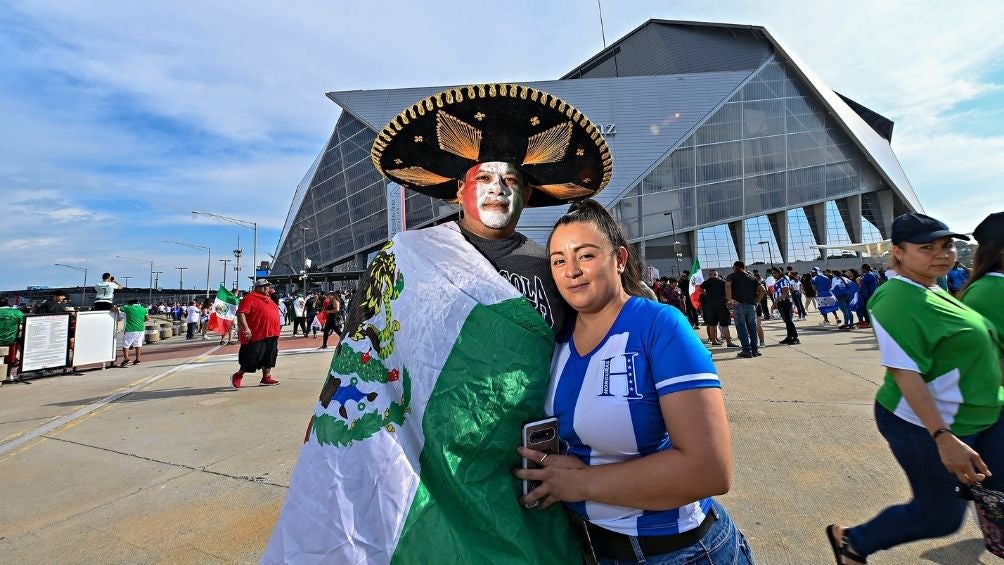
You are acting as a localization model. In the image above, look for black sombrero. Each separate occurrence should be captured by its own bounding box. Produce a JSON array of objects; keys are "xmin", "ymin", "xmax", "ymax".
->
[{"xmin": 371, "ymin": 83, "xmax": 612, "ymax": 207}]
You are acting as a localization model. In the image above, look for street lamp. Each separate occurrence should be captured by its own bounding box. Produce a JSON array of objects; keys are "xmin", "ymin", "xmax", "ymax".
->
[
  {"xmin": 233, "ymin": 235, "xmax": 243, "ymax": 292},
  {"xmin": 116, "ymin": 255, "xmax": 154, "ymax": 306},
  {"xmin": 300, "ymin": 226, "xmax": 310, "ymax": 270},
  {"xmin": 663, "ymin": 210, "xmax": 682, "ymax": 277},
  {"xmin": 121, "ymin": 276, "xmax": 133, "ymax": 287},
  {"xmin": 165, "ymin": 240, "xmax": 212, "ymax": 298},
  {"xmin": 54, "ymin": 263, "xmax": 87, "ymax": 306},
  {"xmin": 219, "ymin": 259, "xmax": 231, "ymax": 289},
  {"xmin": 175, "ymin": 266, "xmax": 188, "ymax": 292},
  {"xmin": 192, "ymin": 210, "xmax": 257, "ymax": 290},
  {"xmin": 757, "ymin": 241, "xmax": 776, "ymax": 270},
  {"xmin": 152, "ymin": 271, "xmax": 163, "ymax": 290}
]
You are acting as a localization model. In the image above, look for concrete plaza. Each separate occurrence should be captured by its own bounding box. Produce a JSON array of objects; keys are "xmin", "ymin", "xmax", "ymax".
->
[{"xmin": 0, "ymin": 318, "xmax": 995, "ymax": 564}]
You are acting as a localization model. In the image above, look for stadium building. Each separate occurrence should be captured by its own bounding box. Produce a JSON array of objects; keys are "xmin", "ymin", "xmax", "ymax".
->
[{"xmin": 272, "ymin": 19, "xmax": 920, "ymax": 280}]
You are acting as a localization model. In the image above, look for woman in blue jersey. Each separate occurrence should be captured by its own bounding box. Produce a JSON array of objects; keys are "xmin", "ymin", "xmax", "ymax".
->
[
  {"xmin": 516, "ymin": 200, "xmax": 754, "ymax": 564},
  {"xmin": 826, "ymin": 213, "xmax": 1003, "ymax": 564}
]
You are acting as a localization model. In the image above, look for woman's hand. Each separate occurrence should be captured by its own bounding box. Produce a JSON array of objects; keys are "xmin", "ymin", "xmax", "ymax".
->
[
  {"xmin": 936, "ymin": 434, "xmax": 991, "ymax": 484},
  {"xmin": 514, "ymin": 446, "xmax": 588, "ymax": 509}
]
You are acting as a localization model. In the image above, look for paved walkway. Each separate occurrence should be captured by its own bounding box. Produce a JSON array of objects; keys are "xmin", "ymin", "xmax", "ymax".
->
[{"xmin": 0, "ymin": 319, "xmax": 994, "ymax": 563}]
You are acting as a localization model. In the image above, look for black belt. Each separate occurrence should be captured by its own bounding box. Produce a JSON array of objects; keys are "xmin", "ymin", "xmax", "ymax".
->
[{"xmin": 573, "ymin": 510, "xmax": 717, "ymax": 562}]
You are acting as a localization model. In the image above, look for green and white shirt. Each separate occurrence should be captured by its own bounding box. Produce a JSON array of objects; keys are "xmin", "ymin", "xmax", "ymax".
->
[
  {"xmin": 961, "ymin": 272, "xmax": 1004, "ymax": 338},
  {"xmin": 871, "ymin": 276, "xmax": 1003, "ymax": 436}
]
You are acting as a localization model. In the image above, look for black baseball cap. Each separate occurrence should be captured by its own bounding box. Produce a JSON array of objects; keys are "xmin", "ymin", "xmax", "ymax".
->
[
  {"xmin": 891, "ymin": 213, "xmax": 969, "ymax": 245},
  {"xmin": 972, "ymin": 212, "xmax": 1004, "ymax": 244}
]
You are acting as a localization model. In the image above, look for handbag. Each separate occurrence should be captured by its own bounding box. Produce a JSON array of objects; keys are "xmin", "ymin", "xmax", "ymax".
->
[{"xmin": 971, "ymin": 483, "xmax": 1004, "ymax": 558}]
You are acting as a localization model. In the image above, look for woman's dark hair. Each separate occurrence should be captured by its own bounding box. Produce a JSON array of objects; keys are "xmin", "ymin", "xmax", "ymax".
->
[
  {"xmin": 962, "ymin": 238, "xmax": 1004, "ymax": 296},
  {"xmin": 547, "ymin": 199, "xmax": 648, "ymax": 298}
]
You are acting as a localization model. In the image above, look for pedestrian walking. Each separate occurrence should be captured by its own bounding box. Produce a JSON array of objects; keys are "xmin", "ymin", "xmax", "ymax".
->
[
  {"xmin": 118, "ymin": 298, "xmax": 148, "ymax": 367},
  {"xmin": 826, "ymin": 212, "xmax": 1002, "ymax": 564},
  {"xmin": 770, "ymin": 267, "xmax": 799, "ymax": 344},
  {"xmin": 801, "ymin": 271, "xmax": 817, "ymax": 312},
  {"xmin": 320, "ymin": 291, "xmax": 344, "ymax": 350},
  {"xmin": 857, "ymin": 264, "xmax": 879, "ymax": 328},
  {"xmin": 231, "ymin": 279, "xmax": 281, "ymax": 388},
  {"xmin": 812, "ymin": 267, "xmax": 841, "ymax": 325},
  {"xmin": 947, "ymin": 261, "xmax": 970, "ymax": 297},
  {"xmin": 93, "ymin": 273, "xmax": 123, "ymax": 310},
  {"xmin": 789, "ymin": 271, "xmax": 807, "ymax": 319},
  {"xmin": 292, "ymin": 294, "xmax": 307, "ymax": 336},
  {"xmin": 830, "ymin": 271, "xmax": 857, "ymax": 330}
]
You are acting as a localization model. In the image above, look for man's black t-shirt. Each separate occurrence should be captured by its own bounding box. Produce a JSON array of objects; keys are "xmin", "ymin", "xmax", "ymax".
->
[
  {"xmin": 700, "ymin": 277, "xmax": 726, "ymax": 306},
  {"xmin": 458, "ymin": 223, "xmax": 570, "ymax": 337},
  {"xmin": 725, "ymin": 271, "xmax": 759, "ymax": 304}
]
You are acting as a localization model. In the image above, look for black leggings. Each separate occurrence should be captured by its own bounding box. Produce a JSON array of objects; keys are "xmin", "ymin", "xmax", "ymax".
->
[
  {"xmin": 778, "ymin": 300, "xmax": 798, "ymax": 339},
  {"xmin": 322, "ymin": 320, "xmax": 342, "ymax": 348},
  {"xmin": 293, "ymin": 317, "xmax": 307, "ymax": 336}
]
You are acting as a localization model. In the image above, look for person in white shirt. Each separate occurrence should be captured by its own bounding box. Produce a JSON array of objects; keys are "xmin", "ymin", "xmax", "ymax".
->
[
  {"xmin": 185, "ymin": 300, "xmax": 200, "ymax": 339},
  {"xmin": 94, "ymin": 272, "xmax": 123, "ymax": 311}
]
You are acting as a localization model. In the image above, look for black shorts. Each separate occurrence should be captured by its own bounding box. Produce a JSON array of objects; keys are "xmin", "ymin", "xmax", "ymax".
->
[
  {"xmin": 702, "ymin": 303, "xmax": 731, "ymax": 327},
  {"xmin": 94, "ymin": 302, "xmax": 113, "ymax": 311},
  {"xmin": 238, "ymin": 336, "xmax": 279, "ymax": 373},
  {"xmin": 323, "ymin": 318, "xmax": 342, "ymax": 336}
]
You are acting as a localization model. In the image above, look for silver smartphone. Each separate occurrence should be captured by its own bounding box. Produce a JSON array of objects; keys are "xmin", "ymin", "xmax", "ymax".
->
[{"xmin": 521, "ymin": 417, "xmax": 560, "ymax": 506}]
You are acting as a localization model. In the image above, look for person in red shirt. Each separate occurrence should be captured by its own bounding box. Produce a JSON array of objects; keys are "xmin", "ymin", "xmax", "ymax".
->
[{"xmin": 232, "ymin": 279, "xmax": 282, "ymax": 388}]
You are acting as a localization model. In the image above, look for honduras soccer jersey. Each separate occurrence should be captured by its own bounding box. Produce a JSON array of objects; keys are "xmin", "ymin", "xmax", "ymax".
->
[{"xmin": 545, "ymin": 296, "xmax": 720, "ymax": 536}]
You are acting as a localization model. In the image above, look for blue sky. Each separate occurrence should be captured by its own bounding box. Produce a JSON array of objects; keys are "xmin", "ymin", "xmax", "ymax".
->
[{"xmin": 1, "ymin": 0, "xmax": 1002, "ymax": 291}]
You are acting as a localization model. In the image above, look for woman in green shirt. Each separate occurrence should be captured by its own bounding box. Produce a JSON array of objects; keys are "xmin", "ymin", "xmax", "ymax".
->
[
  {"xmin": 826, "ymin": 213, "xmax": 1004, "ymax": 564},
  {"xmin": 961, "ymin": 212, "xmax": 1004, "ymax": 333}
]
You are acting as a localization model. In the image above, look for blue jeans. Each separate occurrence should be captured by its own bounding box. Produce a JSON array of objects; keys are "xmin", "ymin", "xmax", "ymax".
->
[
  {"xmin": 597, "ymin": 500, "xmax": 755, "ymax": 564},
  {"xmin": 732, "ymin": 303, "xmax": 759, "ymax": 354},
  {"xmin": 847, "ymin": 403, "xmax": 1004, "ymax": 557}
]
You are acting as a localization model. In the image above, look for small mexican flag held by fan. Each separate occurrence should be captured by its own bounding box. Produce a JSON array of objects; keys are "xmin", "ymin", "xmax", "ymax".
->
[{"xmin": 206, "ymin": 285, "xmax": 238, "ymax": 335}]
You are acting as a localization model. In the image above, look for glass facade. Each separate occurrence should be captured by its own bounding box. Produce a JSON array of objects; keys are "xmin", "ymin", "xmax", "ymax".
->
[
  {"xmin": 274, "ymin": 113, "xmax": 389, "ymax": 274},
  {"xmin": 611, "ymin": 56, "xmax": 895, "ymax": 271}
]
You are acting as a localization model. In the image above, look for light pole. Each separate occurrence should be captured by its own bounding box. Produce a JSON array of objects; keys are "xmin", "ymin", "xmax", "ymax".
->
[
  {"xmin": 122, "ymin": 276, "xmax": 133, "ymax": 287},
  {"xmin": 54, "ymin": 264, "xmax": 87, "ymax": 306},
  {"xmin": 152, "ymin": 271, "xmax": 163, "ymax": 290},
  {"xmin": 193, "ymin": 210, "xmax": 257, "ymax": 291},
  {"xmin": 663, "ymin": 210, "xmax": 682, "ymax": 277},
  {"xmin": 117, "ymin": 256, "xmax": 154, "ymax": 306},
  {"xmin": 165, "ymin": 240, "xmax": 212, "ymax": 298},
  {"xmin": 219, "ymin": 259, "xmax": 231, "ymax": 289},
  {"xmin": 757, "ymin": 241, "xmax": 776, "ymax": 270},
  {"xmin": 233, "ymin": 234, "xmax": 243, "ymax": 292},
  {"xmin": 176, "ymin": 266, "xmax": 188, "ymax": 292},
  {"xmin": 300, "ymin": 226, "xmax": 310, "ymax": 270}
]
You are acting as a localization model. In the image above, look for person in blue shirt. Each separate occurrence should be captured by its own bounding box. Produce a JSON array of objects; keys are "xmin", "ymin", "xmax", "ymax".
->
[
  {"xmin": 770, "ymin": 266, "xmax": 799, "ymax": 344},
  {"xmin": 946, "ymin": 261, "xmax": 970, "ymax": 296},
  {"xmin": 857, "ymin": 264, "xmax": 880, "ymax": 328},
  {"xmin": 812, "ymin": 267, "xmax": 841, "ymax": 325},
  {"xmin": 516, "ymin": 199, "xmax": 755, "ymax": 564}
]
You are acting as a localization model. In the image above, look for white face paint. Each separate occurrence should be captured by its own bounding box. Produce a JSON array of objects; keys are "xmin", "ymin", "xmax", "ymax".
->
[{"xmin": 461, "ymin": 161, "xmax": 526, "ymax": 230}]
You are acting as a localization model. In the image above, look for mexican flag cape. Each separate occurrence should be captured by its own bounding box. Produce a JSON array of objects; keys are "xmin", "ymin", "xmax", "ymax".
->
[
  {"xmin": 206, "ymin": 285, "xmax": 238, "ymax": 335},
  {"xmin": 688, "ymin": 257, "xmax": 704, "ymax": 310},
  {"xmin": 263, "ymin": 222, "xmax": 580, "ymax": 564}
]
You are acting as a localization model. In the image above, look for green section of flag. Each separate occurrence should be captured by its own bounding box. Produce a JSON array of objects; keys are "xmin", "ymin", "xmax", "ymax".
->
[
  {"xmin": 391, "ymin": 297, "xmax": 581, "ymax": 565},
  {"xmin": 216, "ymin": 285, "xmax": 238, "ymax": 306}
]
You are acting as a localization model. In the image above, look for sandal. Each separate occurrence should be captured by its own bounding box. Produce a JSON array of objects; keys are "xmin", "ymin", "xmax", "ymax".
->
[{"xmin": 826, "ymin": 525, "xmax": 866, "ymax": 564}]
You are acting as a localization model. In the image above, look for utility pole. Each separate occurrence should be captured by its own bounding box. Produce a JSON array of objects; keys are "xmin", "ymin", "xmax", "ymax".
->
[
  {"xmin": 176, "ymin": 267, "xmax": 188, "ymax": 292},
  {"xmin": 219, "ymin": 259, "xmax": 231, "ymax": 289}
]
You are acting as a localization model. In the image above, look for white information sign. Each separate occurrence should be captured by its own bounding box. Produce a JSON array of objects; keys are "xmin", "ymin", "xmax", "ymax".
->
[
  {"xmin": 73, "ymin": 311, "xmax": 118, "ymax": 367},
  {"xmin": 21, "ymin": 314, "xmax": 70, "ymax": 372}
]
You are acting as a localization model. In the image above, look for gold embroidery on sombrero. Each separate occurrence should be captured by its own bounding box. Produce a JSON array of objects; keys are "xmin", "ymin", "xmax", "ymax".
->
[
  {"xmin": 386, "ymin": 166, "xmax": 452, "ymax": 187},
  {"xmin": 536, "ymin": 183, "xmax": 593, "ymax": 199},
  {"xmin": 436, "ymin": 111, "xmax": 482, "ymax": 161},
  {"xmin": 523, "ymin": 121, "xmax": 573, "ymax": 166}
]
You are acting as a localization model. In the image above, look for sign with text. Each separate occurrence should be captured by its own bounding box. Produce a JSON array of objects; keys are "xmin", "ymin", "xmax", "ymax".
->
[{"xmin": 20, "ymin": 314, "xmax": 71, "ymax": 372}]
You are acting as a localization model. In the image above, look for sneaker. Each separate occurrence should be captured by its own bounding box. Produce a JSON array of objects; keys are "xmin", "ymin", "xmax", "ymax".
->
[
  {"xmin": 724, "ymin": 343, "xmax": 739, "ymax": 348},
  {"xmin": 779, "ymin": 337, "xmax": 793, "ymax": 345},
  {"xmin": 231, "ymin": 372, "xmax": 243, "ymax": 389},
  {"xmin": 260, "ymin": 376, "xmax": 280, "ymax": 386},
  {"xmin": 737, "ymin": 351, "xmax": 754, "ymax": 358},
  {"xmin": 753, "ymin": 349, "xmax": 762, "ymax": 356},
  {"xmin": 788, "ymin": 338, "xmax": 800, "ymax": 345},
  {"xmin": 710, "ymin": 340, "xmax": 723, "ymax": 346}
]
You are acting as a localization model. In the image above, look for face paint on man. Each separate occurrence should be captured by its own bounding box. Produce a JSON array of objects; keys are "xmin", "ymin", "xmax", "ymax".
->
[{"xmin": 458, "ymin": 161, "xmax": 529, "ymax": 234}]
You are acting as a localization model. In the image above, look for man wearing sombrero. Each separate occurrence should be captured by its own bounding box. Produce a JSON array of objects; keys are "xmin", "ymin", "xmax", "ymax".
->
[{"xmin": 264, "ymin": 84, "xmax": 611, "ymax": 564}]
